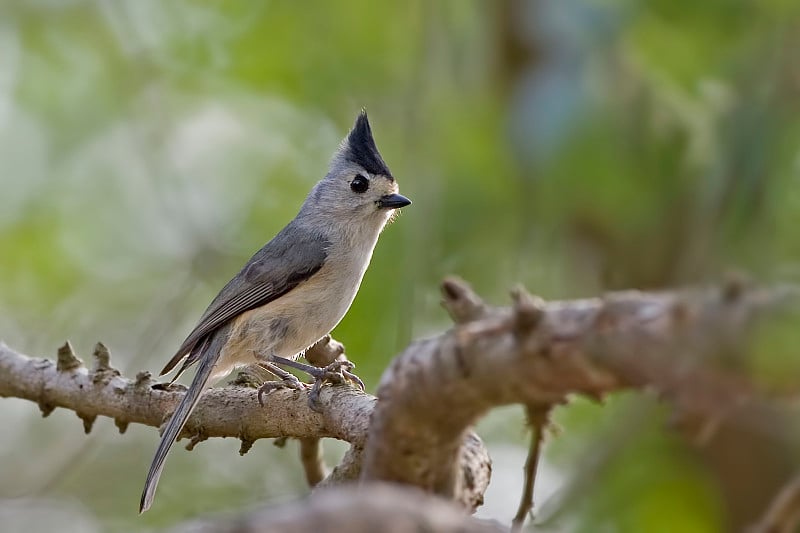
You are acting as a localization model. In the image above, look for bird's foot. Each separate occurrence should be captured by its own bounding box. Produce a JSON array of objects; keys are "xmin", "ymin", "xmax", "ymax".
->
[
  {"xmin": 256, "ymin": 363, "xmax": 310, "ymax": 407},
  {"xmin": 306, "ymin": 360, "xmax": 366, "ymax": 412},
  {"xmin": 267, "ymin": 356, "xmax": 365, "ymax": 413},
  {"xmin": 321, "ymin": 359, "xmax": 365, "ymax": 391}
]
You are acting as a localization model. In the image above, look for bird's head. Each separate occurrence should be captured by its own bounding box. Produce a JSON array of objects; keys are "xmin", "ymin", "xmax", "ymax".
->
[{"xmin": 302, "ymin": 111, "xmax": 411, "ymax": 230}]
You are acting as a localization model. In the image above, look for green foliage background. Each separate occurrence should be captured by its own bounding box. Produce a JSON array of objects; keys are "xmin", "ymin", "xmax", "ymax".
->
[{"xmin": 2, "ymin": 1, "xmax": 800, "ymax": 531}]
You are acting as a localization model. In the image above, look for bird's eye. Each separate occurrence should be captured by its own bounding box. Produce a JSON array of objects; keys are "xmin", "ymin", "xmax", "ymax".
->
[{"xmin": 350, "ymin": 175, "xmax": 369, "ymax": 193}]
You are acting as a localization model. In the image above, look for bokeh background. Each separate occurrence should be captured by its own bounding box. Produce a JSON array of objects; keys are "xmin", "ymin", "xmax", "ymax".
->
[{"xmin": 3, "ymin": 1, "xmax": 800, "ymax": 531}]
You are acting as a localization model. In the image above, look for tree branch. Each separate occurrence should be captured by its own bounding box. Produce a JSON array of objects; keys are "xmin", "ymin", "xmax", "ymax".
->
[
  {"xmin": 0, "ymin": 339, "xmax": 488, "ymax": 509},
  {"xmin": 0, "ymin": 340, "xmax": 367, "ymax": 444},
  {"xmin": 1, "ymin": 278, "xmax": 797, "ymax": 525}
]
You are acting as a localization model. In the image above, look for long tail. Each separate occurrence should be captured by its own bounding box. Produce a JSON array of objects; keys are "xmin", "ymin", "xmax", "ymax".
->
[{"xmin": 139, "ymin": 328, "xmax": 229, "ymax": 513}]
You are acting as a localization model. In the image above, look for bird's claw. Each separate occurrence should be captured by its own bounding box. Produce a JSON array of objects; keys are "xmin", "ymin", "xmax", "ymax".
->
[
  {"xmin": 341, "ymin": 368, "xmax": 365, "ymax": 391},
  {"xmin": 257, "ymin": 375, "xmax": 309, "ymax": 407},
  {"xmin": 307, "ymin": 360, "xmax": 365, "ymax": 413},
  {"xmin": 318, "ymin": 360, "xmax": 364, "ymax": 388}
]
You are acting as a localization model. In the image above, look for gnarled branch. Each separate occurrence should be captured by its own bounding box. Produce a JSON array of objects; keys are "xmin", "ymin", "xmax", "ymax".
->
[{"xmin": 361, "ymin": 278, "xmax": 799, "ymax": 526}]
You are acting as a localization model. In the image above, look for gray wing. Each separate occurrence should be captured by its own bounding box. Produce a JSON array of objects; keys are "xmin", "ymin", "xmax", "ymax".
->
[{"xmin": 161, "ymin": 221, "xmax": 330, "ymax": 376}]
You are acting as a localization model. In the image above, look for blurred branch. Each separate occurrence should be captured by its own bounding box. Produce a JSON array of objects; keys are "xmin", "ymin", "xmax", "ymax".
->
[
  {"xmin": 751, "ymin": 473, "xmax": 800, "ymax": 533},
  {"xmin": 361, "ymin": 277, "xmax": 800, "ymax": 509},
  {"xmin": 299, "ymin": 438, "xmax": 327, "ymax": 487},
  {"xmin": 172, "ymin": 483, "xmax": 505, "ymax": 533}
]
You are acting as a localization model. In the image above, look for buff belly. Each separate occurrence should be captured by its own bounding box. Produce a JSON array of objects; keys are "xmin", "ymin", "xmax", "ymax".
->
[{"xmin": 212, "ymin": 258, "xmax": 364, "ymax": 380}]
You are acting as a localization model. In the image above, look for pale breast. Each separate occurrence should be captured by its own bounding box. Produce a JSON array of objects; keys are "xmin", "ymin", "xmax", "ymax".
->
[{"xmin": 220, "ymin": 251, "xmax": 370, "ymax": 367}]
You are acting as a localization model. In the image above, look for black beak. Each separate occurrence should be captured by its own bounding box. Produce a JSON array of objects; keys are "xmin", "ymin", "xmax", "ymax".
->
[{"xmin": 378, "ymin": 193, "xmax": 412, "ymax": 209}]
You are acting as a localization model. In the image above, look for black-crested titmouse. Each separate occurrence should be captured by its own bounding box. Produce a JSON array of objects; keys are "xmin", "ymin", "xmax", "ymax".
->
[{"xmin": 139, "ymin": 111, "xmax": 411, "ymax": 512}]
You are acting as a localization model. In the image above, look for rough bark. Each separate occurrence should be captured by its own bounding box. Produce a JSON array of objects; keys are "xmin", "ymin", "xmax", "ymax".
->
[
  {"xmin": 0, "ymin": 338, "xmax": 489, "ymax": 510},
  {"xmin": 0, "ymin": 340, "xmax": 368, "ymax": 445},
  {"xmin": 360, "ymin": 277, "xmax": 799, "ymax": 502}
]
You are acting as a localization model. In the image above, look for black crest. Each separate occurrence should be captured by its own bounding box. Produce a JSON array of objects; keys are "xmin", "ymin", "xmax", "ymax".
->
[{"xmin": 344, "ymin": 110, "xmax": 393, "ymax": 179}]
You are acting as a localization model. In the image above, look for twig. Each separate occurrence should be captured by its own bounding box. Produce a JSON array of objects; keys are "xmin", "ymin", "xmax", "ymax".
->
[
  {"xmin": 304, "ymin": 335, "xmax": 346, "ymax": 367},
  {"xmin": 441, "ymin": 276, "xmax": 492, "ymax": 324},
  {"xmin": 751, "ymin": 473, "xmax": 800, "ymax": 533},
  {"xmin": 511, "ymin": 404, "xmax": 550, "ymax": 531},
  {"xmin": 300, "ymin": 438, "xmax": 327, "ymax": 487}
]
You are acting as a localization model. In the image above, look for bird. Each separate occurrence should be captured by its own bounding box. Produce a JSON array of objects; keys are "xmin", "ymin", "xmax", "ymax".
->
[{"xmin": 139, "ymin": 110, "xmax": 411, "ymax": 513}]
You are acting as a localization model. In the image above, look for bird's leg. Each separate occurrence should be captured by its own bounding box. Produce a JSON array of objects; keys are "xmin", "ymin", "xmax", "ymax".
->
[
  {"xmin": 268, "ymin": 355, "xmax": 365, "ymax": 412},
  {"xmin": 270, "ymin": 355, "xmax": 364, "ymax": 388},
  {"xmin": 255, "ymin": 361, "xmax": 309, "ymax": 407}
]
